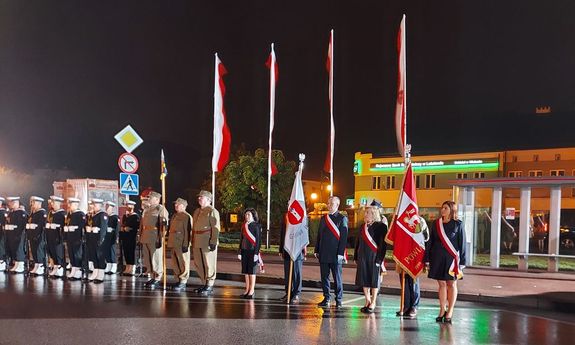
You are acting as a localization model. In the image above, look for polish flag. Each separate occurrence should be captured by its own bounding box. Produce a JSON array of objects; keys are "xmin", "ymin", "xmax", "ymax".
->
[
  {"xmin": 283, "ymin": 157, "xmax": 309, "ymax": 261},
  {"xmin": 385, "ymin": 163, "xmax": 426, "ymax": 279},
  {"xmin": 212, "ymin": 53, "xmax": 231, "ymax": 172},
  {"xmin": 395, "ymin": 15, "xmax": 407, "ymax": 158}
]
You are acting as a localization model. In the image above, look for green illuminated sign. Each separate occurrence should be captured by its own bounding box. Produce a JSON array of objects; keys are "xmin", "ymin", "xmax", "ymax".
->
[
  {"xmin": 353, "ymin": 160, "xmax": 362, "ymax": 175},
  {"xmin": 369, "ymin": 162, "xmax": 499, "ymax": 173}
]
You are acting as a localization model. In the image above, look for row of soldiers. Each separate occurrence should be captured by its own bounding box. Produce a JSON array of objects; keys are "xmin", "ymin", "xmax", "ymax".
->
[
  {"xmin": 0, "ymin": 190, "xmax": 221, "ymax": 293},
  {"xmin": 0, "ymin": 195, "xmax": 140, "ymax": 283}
]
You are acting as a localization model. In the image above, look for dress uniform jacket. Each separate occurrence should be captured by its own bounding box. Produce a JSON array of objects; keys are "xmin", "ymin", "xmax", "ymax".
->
[
  {"xmin": 27, "ymin": 209, "xmax": 47, "ymax": 263},
  {"xmin": 315, "ymin": 212, "xmax": 348, "ymax": 263},
  {"xmin": 167, "ymin": 211, "xmax": 192, "ymax": 249},
  {"xmin": 5, "ymin": 208, "xmax": 28, "ymax": 262},
  {"xmin": 46, "ymin": 209, "xmax": 66, "ymax": 266},
  {"xmin": 65, "ymin": 210, "xmax": 86, "ymax": 268},
  {"xmin": 88, "ymin": 210, "xmax": 108, "ymax": 269},
  {"xmin": 140, "ymin": 205, "xmax": 169, "ymax": 245},
  {"xmin": 120, "ymin": 212, "xmax": 140, "ymax": 240},
  {"xmin": 192, "ymin": 206, "xmax": 220, "ymax": 250}
]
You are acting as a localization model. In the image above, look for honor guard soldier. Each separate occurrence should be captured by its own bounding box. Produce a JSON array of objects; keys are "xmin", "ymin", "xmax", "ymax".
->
[
  {"xmin": 27, "ymin": 196, "xmax": 47, "ymax": 276},
  {"xmin": 139, "ymin": 191, "xmax": 168, "ymax": 288},
  {"xmin": 46, "ymin": 196, "xmax": 66, "ymax": 278},
  {"xmin": 104, "ymin": 201, "xmax": 120, "ymax": 275},
  {"xmin": 314, "ymin": 196, "xmax": 348, "ymax": 309},
  {"xmin": 279, "ymin": 212, "xmax": 306, "ymax": 304},
  {"xmin": 0, "ymin": 197, "xmax": 8, "ymax": 272},
  {"xmin": 87, "ymin": 199, "xmax": 108, "ymax": 283},
  {"xmin": 120, "ymin": 200, "xmax": 140, "ymax": 276},
  {"xmin": 5, "ymin": 197, "xmax": 28, "ymax": 273},
  {"xmin": 168, "ymin": 198, "xmax": 192, "ymax": 292},
  {"xmin": 64, "ymin": 198, "xmax": 86, "ymax": 280},
  {"xmin": 192, "ymin": 190, "xmax": 221, "ymax": 296}
]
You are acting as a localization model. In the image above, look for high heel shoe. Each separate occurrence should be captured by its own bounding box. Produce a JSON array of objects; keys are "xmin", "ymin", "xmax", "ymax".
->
[
  {"xmin": 436, "ymin": 312, "xmax": 446, "ymax": 323},
  {"xmin": 443, "ymin": 316, "xmax": 452, "ymax": 324}
]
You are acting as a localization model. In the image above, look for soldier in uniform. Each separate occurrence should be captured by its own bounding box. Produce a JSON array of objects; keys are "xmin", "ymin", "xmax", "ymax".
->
[
  {"xmin": 64, "ymin": 198, "xmax": 86, "ymax": 280},
  {"xmin": 167, "ymin": 198, "xmax": 192, "ymax": 292},
  {"xmin": 104, "ymin": 201, "xmax": 120, "ymax": 275},
  {"xmin": 139, "ymin": 191, "xmax": 168, "ymax": 288},
  {"xmin": 192, "ymin": 190, "xmax": 221, "ymax": 296},
  {"xmin": 27, "ymin": 196, "xmax": 47, "ymax": 276},
  {"xmin": 45, "ymin": 196, "xmax": 66, "ymax": 278},
  {"xmin": 5, "ymin": 197, "xmax": 28, "ymax": 273},
  {"xmin": 0, "ymin": 197, "xmax": 8, "ymax": 272},
  {"xmin": 279, "ymin": 212, "xmax": 306, "ymax": 304},
  {"xmin": 86, "ymin": 199, "xmax": 108, "ymax": 283},
  {"xmin": 120, "ymin": 200, "xmax": 140, "ymax": 276},
  {"xmin": 314, "ymin": 196, "xmax": 348, "ymax": 309}
]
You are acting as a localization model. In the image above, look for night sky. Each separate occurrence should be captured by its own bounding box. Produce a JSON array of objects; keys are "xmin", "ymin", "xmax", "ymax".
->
[{"xmin": 1, "ymin": 1, "xmax": 575, "ymax": 199}]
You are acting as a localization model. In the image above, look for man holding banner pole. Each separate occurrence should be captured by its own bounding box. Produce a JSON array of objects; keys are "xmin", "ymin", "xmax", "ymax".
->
[{"xmin": 281, "ymin": 154, "xmax": 309, "ymax": 305}]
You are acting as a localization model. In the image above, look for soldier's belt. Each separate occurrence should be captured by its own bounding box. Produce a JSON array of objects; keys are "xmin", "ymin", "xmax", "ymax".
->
[
  {"xmin": 85, "ymin": 226, "xmax": 100, "ymax": 233},
  {"xmin": 143, "ymin": 226, "xmax": 158, "ymax": 231},
  {"xmin": 45, "ymin": 223, "xmax": 61, "ymax": 230},
  {"xmin": 64, "ymin": 226, "xmax": 78, "ymax": 232},
  {"xmin": 121, "ymin": 227, "xmax": 133, "ymax": 232},
  {"xmin": 107, "ymin": 227, "xmax": 115, "ymax": 233},
  {"xmin": 25, "ymin": 224, "xmax": 39, "ymax": 230},
  {"xmin": 194, "ymin": 229, "xmax": 211, "ymax": 234},
  {"xmin": 4, "ymin": 225, "xmax": 16, "ymax": 231}
]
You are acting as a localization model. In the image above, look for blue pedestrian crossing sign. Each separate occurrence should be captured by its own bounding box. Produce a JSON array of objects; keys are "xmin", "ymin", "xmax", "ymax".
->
[{"xmin": 120, "ymin": 173, "xmax": 139, "ymax": 196}]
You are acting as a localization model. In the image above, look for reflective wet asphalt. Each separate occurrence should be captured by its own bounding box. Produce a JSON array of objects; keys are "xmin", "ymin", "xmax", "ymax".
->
[{"xmin": 0, "ymin": 273, "xmax": 573, "ymax": 345}]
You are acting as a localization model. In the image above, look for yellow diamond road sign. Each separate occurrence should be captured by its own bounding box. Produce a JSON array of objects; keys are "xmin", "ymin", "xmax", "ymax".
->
[{"xmin": 114, "ymin": 125, "xmax": 143, "ymax": 153}]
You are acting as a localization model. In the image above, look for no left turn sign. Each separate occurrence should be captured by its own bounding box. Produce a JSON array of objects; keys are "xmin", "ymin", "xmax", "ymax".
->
[{"xmin": 118, "ymin": 152, "xmax": 139, "ymax": 174}]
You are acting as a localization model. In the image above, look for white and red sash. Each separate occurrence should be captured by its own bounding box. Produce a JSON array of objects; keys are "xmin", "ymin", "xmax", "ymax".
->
[
  {"xmin": 361, "ymin": 223, "xmax": 378, "ymax": 253},
  {"xmin": 243, "ymin": 222, "xmax": 256, "ymax": 246},
  {"xmin": 436, "ymin": 219, "xmax": 463, "ymax": 279},
  {"xmin": 324, "ymin": 213, "xmax": 348, "ymax": 262}
]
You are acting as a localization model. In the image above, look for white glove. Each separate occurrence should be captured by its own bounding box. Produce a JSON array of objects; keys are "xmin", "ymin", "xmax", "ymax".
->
[
  {"xmin": 460, "ymin": 265, "xmax": 466, "ymax": 270},
  {"xmin": 337, "ymin": 255, "xmax": 344, "ymax": 263},
  {"xmin": 237, "ymin": 254, "xmax": 242, "ymax": 261},
  {"xmin": 254, "ymin": 254, "xmax": 259, "ymax": 262}
]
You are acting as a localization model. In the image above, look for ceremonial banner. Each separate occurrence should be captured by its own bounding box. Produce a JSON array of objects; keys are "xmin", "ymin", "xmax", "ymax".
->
[
  {"xmin": 212, "ymin": 53, "xmax": 231, "ymax": 172},
  {"xmin": 283, "ymin": 160, "xmax": 309, "ymax": 262}
]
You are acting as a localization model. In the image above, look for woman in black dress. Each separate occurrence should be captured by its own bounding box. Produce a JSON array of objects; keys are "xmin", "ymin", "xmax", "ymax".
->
[
  {"xmin": 354, "ymin": 206, "xmax": 388, "ymax": 313},
  {"xmin": 424, "ymin": 201, "xmax": 466, "ymax": 323},
  {"xmin": 238, "ymin": 208, "xmax": 261, "ymax": 299}
]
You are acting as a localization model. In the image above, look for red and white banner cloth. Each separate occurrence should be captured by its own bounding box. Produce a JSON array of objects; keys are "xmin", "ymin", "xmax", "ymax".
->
[
  {"xmin": 385, "ymin": 163, "xmax": 426, "ymax": 279},
  {"xmin": 395, "ymin": 15, "xmax": 407, "ymax": 158},
  {"xmin": 436, "ymin": 219, "xmax": 463, "ymax": 279},
  {"xmin": 212, "ymin": 53, "xmax": 231, "ymax": 173},
  {"xmin": 361, "ymin": 223, "xmax": 378, "ymax": 253},
  {"xmin": 283, "ymin": 160, "xmax": 309, "ymax": 262},
  {"xmin": 243, "ymin": 222, "xmax": 256, "ymax": 246},
  {"xmin": 323, "ymin": 29, "xmax": 335, "ymax": 189}
]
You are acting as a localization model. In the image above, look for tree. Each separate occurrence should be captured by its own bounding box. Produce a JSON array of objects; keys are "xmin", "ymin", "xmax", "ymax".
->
[{"xmin": 215, "ymin": 148, "xmax": 296, "ymax": 230}]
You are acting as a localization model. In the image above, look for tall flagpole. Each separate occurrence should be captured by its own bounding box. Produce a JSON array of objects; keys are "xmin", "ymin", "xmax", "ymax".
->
[
  {"xmin": 328, "ymin": 29, "xmax": 335, "ymax": 196},
  {"xmin": 160, "ymin": 149, "xmax": 167, "ymax": 291},
  {"xmin": 266, "ymin": 43, "xmax": 277, "ymax": 249}
]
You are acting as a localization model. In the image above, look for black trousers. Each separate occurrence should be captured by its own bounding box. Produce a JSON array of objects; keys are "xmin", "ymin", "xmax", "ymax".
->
[
  {"xmin": 0, "ymin": 232, "xmax": 6, "ymax": 261},
  {"xmin": 399, "ymin": 274, "xmax": 420, "ymax": 311},
  {"xmin": 67, "ymin": 241, "xmax": 83, "ymax": 267},
  {"xmin": 46, "ymin": 231, "xmax": 65, "ymax": 266},
  {"xmin": 29, "ymin": 235, "xmax": 46, "ymax": 264},
  {"xmin": 320, "ymin": 262, "xmax": 343, "ymax": 302},
  {"xmin": 283, "ymin": 253, "xmax": 303, "ymax": 297},
  {"xmin": 102, "ymin": 233, "xmax": 117, "ymax": 263},
  {"xmin": 87, "ymin": 235, "xmax": 106, "ymax": 269},
  {"xmin": 6, "ymin": 231, "xmax": 26, "ymax": 262},
  {"xmin": 120, "ymin": 234, "xmax": 136, "ymax": 265}
]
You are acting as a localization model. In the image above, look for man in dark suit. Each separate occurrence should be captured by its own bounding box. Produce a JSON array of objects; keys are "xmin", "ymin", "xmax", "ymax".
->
[{"xmin": 314, "ymin": 196, "xmax": 348, "ymax": 308}]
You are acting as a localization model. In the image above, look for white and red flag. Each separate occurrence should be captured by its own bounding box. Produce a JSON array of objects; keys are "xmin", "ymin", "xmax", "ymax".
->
[
  {"xmin": 283, "ymin": 157, "xmax": 309, "ymax": 262},
  {"xmin": 323, "ymin": 29, "xmax": 335, "ymax": 193},
  {"xmin": 265, "ymin": 44, "xmax": 278, "ymax": 230},
  {"xmin": 385, "ymin": 163, "xmax": 426, "ymax": 279},
  {"xmin": 395, "ymin": 15, "xmax": 407, "ymax": 158},
  {"xmin": 212, "ymin": 53, "xmax": 231, "ymax": 173}
]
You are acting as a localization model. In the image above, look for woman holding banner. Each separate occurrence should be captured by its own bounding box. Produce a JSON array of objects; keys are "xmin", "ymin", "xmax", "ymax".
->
[
  {"xmin": 424, "ymin": 201, "xmax": 466, "ymax": 324},
  {"xmin": 354, "ymin": 206, "xmax": 388, "ymax": 314},
  {"xmin": 238, "ymin": 208, "xmax": 262, "ymax": 299}
]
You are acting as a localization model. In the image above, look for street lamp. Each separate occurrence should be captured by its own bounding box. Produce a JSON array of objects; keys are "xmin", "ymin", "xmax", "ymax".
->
[{"xmin": 310, "ymin": 192, "xmax": 318, "ymax": 201}]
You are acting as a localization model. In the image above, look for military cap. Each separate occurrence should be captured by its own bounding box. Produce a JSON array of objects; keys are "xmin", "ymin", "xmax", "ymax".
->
[
  {"xmin": 126, "ymin": 200, "xmax": 136, "ymax": 206},
  {"xmin": 370, "ymin": 200, "xmax": 383, "ymax": 208},
  {"xmin": 148, "ymin": 191, "xmax": 161, "ymax": 199},
  {"xmin": 7, "ymin": 197, "xmax": 20, "ymax": 201},
  {"xmin": 90, "ymin": 198, "xmax": 104, "ymax": 204},
  {"xmin": 0, "ymin": 197, "xmax": 5, "ymax": 202},
  {"xmin": 105, "ymin": 201, "xmax": 116, "ymax": 207},
  {"xmin": 50, "ymin": 195, "xmax": 64, "ymax": 202},
  {"xmin": 30, "ymin": 196, "xmax": 44, "ymax": 202},
  {"xmin": 68, "ymin": 197, "xmax": 81, "ymax": 203},
  {"xmin": 197, "ymin": 190, "xmax": 213, "ymax": 200},
  {"xmin": 173, "ymin": 197, "xmax": 188, "ymax": 207}
]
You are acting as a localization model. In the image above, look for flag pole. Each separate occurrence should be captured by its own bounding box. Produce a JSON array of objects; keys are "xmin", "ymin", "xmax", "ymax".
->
[
  {"xmin": 286, "ymin": 259, "xmax": 293, "ymax": 305},
  {"xmin": 400, "ymin": 270, "xmax": 406, "ymax": 315},
  {"xmin": 161, "ymin": 149, "xmax": 167, "ymax": 291},
  {"xmin": 211, "ymin": 171, "xmax": 216, "ymax": 208},
  {"xmin": 329, "ymin": 29, "xmax": 335, "ymax": 196},
  {"xmin": 266, "ymin": 43, "xmax": 276, "ymax": 249}
]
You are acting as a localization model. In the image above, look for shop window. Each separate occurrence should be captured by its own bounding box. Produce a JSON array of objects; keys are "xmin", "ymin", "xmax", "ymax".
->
[{"xmin": 372, "ymin": 176, "xmax": 381, "ymax": 190}]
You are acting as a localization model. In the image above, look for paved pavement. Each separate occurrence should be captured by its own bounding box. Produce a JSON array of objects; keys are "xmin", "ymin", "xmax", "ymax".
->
[
  {"xmin": 1, "ymin": 272, "xmax": 574, "ymax": 345},
  {"xmin": 214, "ymin": 251, "xmax": 575, "ymax": 313}
]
